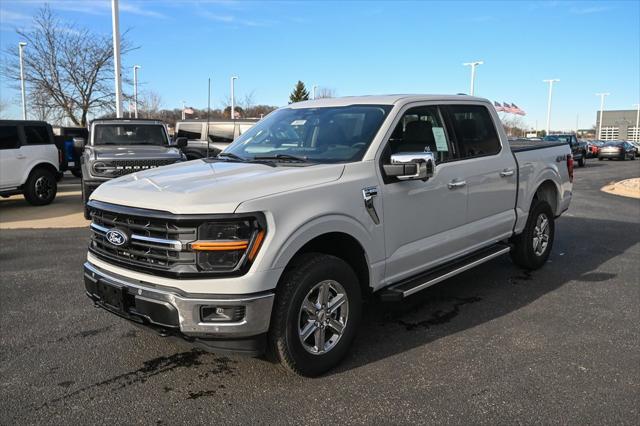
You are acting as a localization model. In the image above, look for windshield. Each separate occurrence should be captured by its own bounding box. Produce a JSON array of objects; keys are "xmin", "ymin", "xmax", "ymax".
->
[
  {"xmin": 93, "ymin": 124, "xmax": 168, "ymax": 146},
  {"xmin": 223, "ymin": 105, "xmax": 392, "ymax": 163}
]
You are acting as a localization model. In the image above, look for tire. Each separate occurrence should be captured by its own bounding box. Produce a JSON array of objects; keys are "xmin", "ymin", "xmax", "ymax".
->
[
  {"xmin": 267, "ymin": 253, "xmax": 362, "ymax": 377},
  {"xmin": 578, "ymin": 153, "xmax": 586, "ymax": 167},
  {"xmin": 71, "ymin": 169, "xmax": 82, "ymax": 178},
  {"xmin": 23, "ymin": 168, "xmax": 57, "ymax": 206},
  {"xmin": 82, "ymin": 180, "xmax": 91, "ymax": 220},
  {"xmin": 510, "ymin": 200, "xmax": 555, "ymax": 270}
]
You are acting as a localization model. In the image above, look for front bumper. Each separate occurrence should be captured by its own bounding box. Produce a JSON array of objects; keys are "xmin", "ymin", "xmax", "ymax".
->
[{"xmin": 84, "ymin": 262, "xmax": 274, "ymax": 354}]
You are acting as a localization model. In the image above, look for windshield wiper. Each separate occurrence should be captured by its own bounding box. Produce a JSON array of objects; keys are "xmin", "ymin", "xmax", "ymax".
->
[
  {"xmin": 217, "ymin": 152, "xmax": 247, "ymax": 162},
  {"xmin": 253, "ymin": 154, "xmax": 311, "ymax": 163}
]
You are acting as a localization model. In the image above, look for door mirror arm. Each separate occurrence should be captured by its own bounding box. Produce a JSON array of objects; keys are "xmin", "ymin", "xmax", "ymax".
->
[{"xmin": 383, "ymin": 151, "xmax": 436, "ymax": 181}]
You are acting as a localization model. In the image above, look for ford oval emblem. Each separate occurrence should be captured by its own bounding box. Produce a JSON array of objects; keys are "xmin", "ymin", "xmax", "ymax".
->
[{"xmin": 105, "ymin": 228, "xmax": 128, "ymax": 247}]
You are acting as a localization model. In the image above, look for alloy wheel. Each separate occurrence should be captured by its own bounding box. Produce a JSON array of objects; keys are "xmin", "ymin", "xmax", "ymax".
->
[
  {"xmin": 298, "ymin": 280, "xmax": 349, "ymax": 355},
  {"xmin": 532, "ymin": 213, "xmax": 550, "ymax": 256}
]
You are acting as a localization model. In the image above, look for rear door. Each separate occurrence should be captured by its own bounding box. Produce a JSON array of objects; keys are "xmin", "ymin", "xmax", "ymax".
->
[
  {"xmin": 441, "ymin": 103, "xmax": 517, "ymax": 247},
  {"xmin": 0, "ymin": 124, "xmax": 22, "ymax": 188}
]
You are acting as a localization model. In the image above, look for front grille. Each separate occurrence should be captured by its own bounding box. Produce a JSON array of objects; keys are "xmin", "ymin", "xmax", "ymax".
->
[
  {"xmin": 95, "ymin": 159, "xmax": 178, "ymax": 177},
  {"xmin": 89, "ymin": 205, "xmax": 198, "ymax": 275}
]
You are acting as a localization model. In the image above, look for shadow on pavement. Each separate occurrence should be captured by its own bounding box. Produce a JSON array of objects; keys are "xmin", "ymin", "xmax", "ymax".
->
[{"xmin": 330, "ymin": 215, "xmax": 639, "ymax": 374}]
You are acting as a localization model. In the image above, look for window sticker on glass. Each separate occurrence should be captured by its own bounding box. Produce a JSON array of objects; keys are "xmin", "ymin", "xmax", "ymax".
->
[
  {"xmin": 291, "ymin": 119, "xmax": 306, "ymax": 126},
  {"xmin": 432, "ymin": 127, "xmax": 448, "ymax": 151}
]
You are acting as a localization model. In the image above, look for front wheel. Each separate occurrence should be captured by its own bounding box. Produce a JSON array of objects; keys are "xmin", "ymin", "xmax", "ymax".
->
[
  {"xmin": 23, "ymin": 168, "xmax": 57, "ymax": 205},
  {"xmin": 510, "ymin": 200, "xmax": 555, "ymax": 270},
  {"xmin": 267, "ymin": 253, "xmax": 362, "ymax": 377}
]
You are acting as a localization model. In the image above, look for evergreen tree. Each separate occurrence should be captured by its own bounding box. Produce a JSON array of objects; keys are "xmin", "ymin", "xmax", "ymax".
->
[{"xmin": 289, "ymin": 81, "xmax": 310, "ymax": 103}]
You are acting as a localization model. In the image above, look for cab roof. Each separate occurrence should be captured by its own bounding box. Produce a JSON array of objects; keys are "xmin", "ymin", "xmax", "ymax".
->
[{"xmin": 287, "ymin": 94, "xmax": 489, "ymax": 108}]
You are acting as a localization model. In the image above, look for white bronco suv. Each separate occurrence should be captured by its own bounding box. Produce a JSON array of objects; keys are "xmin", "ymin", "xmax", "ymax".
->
[
  {"xmin": 0, "ymin": 120, "xmax": 61, "ymax": 205},
  {"xmin": 83, "ymin": 95, "xmax": 573, "ymax": 376}
]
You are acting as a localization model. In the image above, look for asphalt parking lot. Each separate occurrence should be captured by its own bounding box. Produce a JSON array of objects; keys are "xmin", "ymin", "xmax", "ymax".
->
[{"xmin": 1, "ymin": 160, "xmax": 639, "ymax": 424}]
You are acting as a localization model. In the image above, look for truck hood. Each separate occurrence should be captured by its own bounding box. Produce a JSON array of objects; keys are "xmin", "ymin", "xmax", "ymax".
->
[
  {"xmin": 90, "ymin": 145, "xmax": 183, "ymax": 160},
  {"xmin": 91, "ymin": 160, "xmax": 345, "ymax": 214}
]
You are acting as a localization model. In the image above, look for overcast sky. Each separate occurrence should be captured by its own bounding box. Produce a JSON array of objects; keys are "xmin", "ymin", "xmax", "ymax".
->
[{"xmin": 1, "ymin": 0, "xmax": 638, "ymax": 131}]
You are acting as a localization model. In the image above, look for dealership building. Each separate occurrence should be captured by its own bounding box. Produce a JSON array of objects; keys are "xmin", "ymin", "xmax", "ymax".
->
[{"xmin": 595, "ymin": 109, "xmax": 640, "ymax": 141}]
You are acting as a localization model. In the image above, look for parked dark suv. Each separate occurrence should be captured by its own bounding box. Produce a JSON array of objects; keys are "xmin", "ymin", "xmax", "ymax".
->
[
  {"xmin": 543, "ymin": 134, "xmax": 587, "ymax": 167},
  {"xmin": 77, "ymin": 118, "xmax": 185, "ymax": 218}
]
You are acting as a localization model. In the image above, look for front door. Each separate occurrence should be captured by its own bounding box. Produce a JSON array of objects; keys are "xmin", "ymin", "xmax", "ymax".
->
[{"xmin": 378, "ymin": 104, "xmax": 469, "ymax": 285}]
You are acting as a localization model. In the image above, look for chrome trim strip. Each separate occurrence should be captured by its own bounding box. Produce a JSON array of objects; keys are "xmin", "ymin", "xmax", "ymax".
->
[
  {"xmin": 90, "ymin": 222, "xmax": 183, "ymax": 251},
  {"xmin": 402, "ymin": 247, "xmax": 511, "ymax": 297}
]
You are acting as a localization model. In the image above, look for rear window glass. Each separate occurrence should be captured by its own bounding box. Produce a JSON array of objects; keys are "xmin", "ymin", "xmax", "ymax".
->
[
  {"xmin": 208, "ymin": 123, "xmax": 234, "ymax": 143},
  {"xmin": 445, "ymin": 105, "xmax": 500, "ymax": 158},
  {"xmin": 23, "ymin": 125, "xmax": 50, "ymax": 145},
  {"xmin": 0, "ymin": 125, "xmax": 20, "ymax": 150},
  {"xmin": 176, "ymin": 123, "xmax": 203, "ymax": 140}
]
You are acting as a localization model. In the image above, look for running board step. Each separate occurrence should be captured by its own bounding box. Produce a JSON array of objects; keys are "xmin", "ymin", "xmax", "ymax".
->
[{"xmin": 379, "ymin": 244, "xmax": 511, "ymax": 302}]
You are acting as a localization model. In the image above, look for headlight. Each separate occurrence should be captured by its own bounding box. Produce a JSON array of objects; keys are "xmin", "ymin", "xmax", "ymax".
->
[{"xmin": 190, "ymin": 217, "xmax": 266, "ymax": 272}]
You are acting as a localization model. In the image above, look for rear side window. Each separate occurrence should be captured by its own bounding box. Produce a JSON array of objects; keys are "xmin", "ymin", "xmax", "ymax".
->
[
  {"xmin": 176, "ymin": 123, "xmax": 203, "ymax": 139},
  {"xmin": 0, "ymin": 125, "xmax": 20, "ymax": 150},
  {"xmin": 23, "ymin": 125, "xmax": 50, "ymax": 145},
  {"xmin": 208, "ymin": 124, "xmax": 234, "ymax": 143},
  {"xmin": 444, "ymin": 105, "xmax": 501, "ymax": 158}
]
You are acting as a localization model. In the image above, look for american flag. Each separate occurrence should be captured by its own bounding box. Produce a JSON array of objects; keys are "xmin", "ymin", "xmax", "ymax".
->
[
  {"xmin": 502, "ymin": 102, "xmax": 516, "ymax": 113},
  {"xmin": 511, "ymin": 103, "xmax": 526, "ymax": 116},
  {"xmin": 494, "ymin": 101, "xmax": 505, "ymax": 112}
]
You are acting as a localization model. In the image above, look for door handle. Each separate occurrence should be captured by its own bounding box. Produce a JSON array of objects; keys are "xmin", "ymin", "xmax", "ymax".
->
[
  {"xmin": 15, "ymin": 154, "xmax": 26, "ymax": 159},
  {"xmin": 448, "ymin": 180, "xmax": 466, "ymax": 189},
  {"xmin": 500, "ymin": 169, "xmax": 515, "ymax": 177}
]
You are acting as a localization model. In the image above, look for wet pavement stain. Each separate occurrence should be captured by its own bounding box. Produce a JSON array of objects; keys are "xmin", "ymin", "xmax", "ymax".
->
[
  {"xmin": 398, "ymin": 296, "xmax": 482, "ymax": 331},
  {"xmin": 55, "ymin": 325, "xmax": 114, "ymax": 343},
  {"xmin": 39, "ymin": 349, "xmax": 223, "ymax": 409},
  {"xmin": 57, "ymin": 381, "xmax": 74, "ymax": 388},
  {"xmin": 187, "ymin": 390, "xmax": 217, "ymax": 400},
  {"xmin": 510, "ymin": 270, "xmax": 533, "ymax": 285}
]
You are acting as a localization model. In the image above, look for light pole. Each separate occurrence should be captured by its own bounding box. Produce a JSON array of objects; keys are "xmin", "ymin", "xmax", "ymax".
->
[
  {"xmin": 312, "ymin": 85, "xmax": 318, "ymax": 100},
  {"xmin": 133, "ymin": 65, "xmax": 140, "ymax": 118},
  {"xmin": 18, "ymin": 42, "xmax": 27, "ymax": 120},
  {"xmin": 181, "ymin": 100, "xmax": 186, "ymax": 120},
  {"xmin": 595, "ymin": 93, "xmax": 609, "ymax": 140},
  {"xmin": 633, "ymin": 103, "xmax": 640, "ymax": 142},
  {"xmin": 543, "ymin": 79, "xmax": 560, "ymax": 135},
  {"xmin": 111, "ymin": 0, "xmax": 123, "ymax": 117},
  {"xmin": 463, "ymin": 60, "xmax": 483, "ymax": 96},
  {"xmin": 230, "ymin": 76, "xmax": 238, "ymax": 119}
]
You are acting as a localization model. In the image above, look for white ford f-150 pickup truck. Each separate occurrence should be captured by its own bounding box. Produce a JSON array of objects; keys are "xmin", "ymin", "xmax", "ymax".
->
[{"xmin": 83, "ymin": 95, "xmax": 572, "ymax": 376}]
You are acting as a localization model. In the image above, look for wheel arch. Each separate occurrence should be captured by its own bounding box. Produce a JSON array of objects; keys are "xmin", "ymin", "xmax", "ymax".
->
[
  {"xmin": 532, "ymin": 179, "xmax": 560, "ymax": 215},
  {"xmin": 270, "ymin": 216, "xmax": 376, "ymax": 298},
  {"xmin": 22, "ymin": 162, "xmax": 59, "ymax": 187}
]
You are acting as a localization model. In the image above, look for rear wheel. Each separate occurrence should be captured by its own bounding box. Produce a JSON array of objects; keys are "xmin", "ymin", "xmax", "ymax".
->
[
  {"xmin": 510, "ymin": 200, "xmax": 555, "ymax": 270},
  {"xmin": 578, "ymin": 153, "xmax": 586, "ymax": 167},
  {"xmin": 267, "ymin": 253, "xmax": 362, "ymax": 377},
  {"xmin": 23, "ymin": 168, "xmax": 57, "ymax": 206}
]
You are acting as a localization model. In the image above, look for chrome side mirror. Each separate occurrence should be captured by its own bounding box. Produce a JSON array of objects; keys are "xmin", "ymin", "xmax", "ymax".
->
[{"xmin": 383, "ymin": 151, "xmax": 435, "ymax": 181}]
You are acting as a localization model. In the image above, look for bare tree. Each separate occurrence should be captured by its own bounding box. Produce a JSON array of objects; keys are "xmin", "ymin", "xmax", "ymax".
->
[
  {"xmin": 316, "ymin": 87, "xmax": 336, "ymax": 99},
  {"xmin": 1, "ymin": 5, "xmax": 133, "ymax": 126},
  {"xmin": 138, "ymin": 90, "xmax": 162, "ymax": 118}
]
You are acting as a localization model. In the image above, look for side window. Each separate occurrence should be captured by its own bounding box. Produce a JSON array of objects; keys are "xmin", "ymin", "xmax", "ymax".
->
[
  {"xmin": 0, "ymin": 125, "xmax": 21, "ymax": 150},
  {"xmin": 384, "ymin": 105, "xmax": 452, "ymax": 163},
  {"xmin": 444, "ymin": 105, "xmax": 501, "ymax": 158},
  {"xmin": 208, "ymin": 124, "xmax": 234, "ymax": 143},
  {"xmin": 176, "ymin": 123, "xmax": 203, "ymax": 140},
  {"xmin": 23, "ymin": 125, "xmax": 50, "ymax": 145}
]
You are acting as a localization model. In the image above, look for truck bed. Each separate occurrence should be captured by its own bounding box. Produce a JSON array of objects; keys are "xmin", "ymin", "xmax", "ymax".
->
[{"xmin": 509, "ymin": 139, "xmax": 569, "ymax": 152}]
